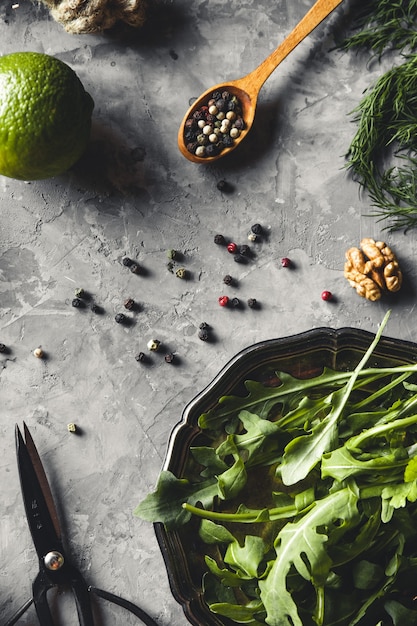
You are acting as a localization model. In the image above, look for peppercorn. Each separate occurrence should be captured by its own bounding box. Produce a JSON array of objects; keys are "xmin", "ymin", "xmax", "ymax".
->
[
  {"xmin": 91, "ymin": 303, "xmax": 102, "ymax": 314},
  {"xmin": 0, "ymin": 343, "xmax": 7, "ymax": 353},
  {"xmin": 281, "ymin": 257, "xmax": 292, "ymax": 268},
  {"xmin": 227, "ymin": 242, "xmax": 238, "ymax": 254},
  {"xmin": 33, "ymin": 347, "xmax": 44, "ymax": 358},
  {"xmin": 164, "ymin": 353, "xmax": 175, "ymax": 363},
  {"xmin": 147, "ymin": 339, "xmax": 161, "ymax": 351},
  {"xmin": 167, "ymin": 249, "xmax": 178, "ymax": 260},
  {"xmin": 115, "ymin": 313, "xmax": 126, "ymax": 324},
  {"xmin": 239, "ymin": 244, "xmax": 251, "ymax": 256},
  {"xmin": 130, "ymin": 263, "xmax": 141, "ymax": 274},
  {"xmin": 321, "ymin": 290, "xmax": 333, "ymax": 301},
  {"xmin": 223, "ymin": 274, "xmax": 234, "ymax": 286},
  {"xmin": 175, "ymin": 267, "xmax": 187, "ymax": 279},
  {"xmin": 214, "ymin": 234, "xmax": 226, "ymax": 245},
  {"xmin": 218, "ymin": 295, "xmax": 229, "ymax": 307},
  {"xmin": 135, "ymin": 352, "xmax": 146, "ymax": 362},
  {"xmin": 74, "ymin": 287, "xmax": 85, "ymax": 298},
  {"xmin": 72, "ymin": 298, "xmax": 83, "ymax": 308},
  {"xmin": 251, "ymin": 223, "xmax": 263, "ymax": 235},
  {"xmin": 199, "ymin": 322, "xmax": 210, "ymax": 330},
  {"xmin": 234, "ymin": 254, "xmax": 247, "ymax": 264},
  {"xmin": 248, "ymin": 232, "xmax": 258, "ymax": 242},
  {"xmin": 124, "ymin": 298, "xmax": 135, "ymax": 310},
  {"xmin": 67, "ymin": 423, "xmax": 77, "ymax": 433},
  {"xmin": 216, "ymin": 179, "xmax": 233, "ymax": 193},
  {"xmin": 122, "ymin": 257, "xmax": 133, "ymax": 267},
  {"xmin": 198, "ymin": 328, "xmax": 209, "ymax": 341},
  {"xmin": 247, "ymin": 298, "xmax": 258, "ymax": 309},
  {"xmin": 231, "ymin": 297, "xmax": 241, "ymax": 308}
]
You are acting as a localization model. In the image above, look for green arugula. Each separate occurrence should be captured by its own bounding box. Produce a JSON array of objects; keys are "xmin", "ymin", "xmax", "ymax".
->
[{"xmin": 135, "ymin": 313, "xmax": 417, "ymax": 625}]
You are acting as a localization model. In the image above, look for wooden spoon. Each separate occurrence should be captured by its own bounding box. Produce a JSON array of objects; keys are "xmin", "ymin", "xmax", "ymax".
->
[{"xmin": 178, "ymin": 0, "xmax": 344, "ymax": 164}]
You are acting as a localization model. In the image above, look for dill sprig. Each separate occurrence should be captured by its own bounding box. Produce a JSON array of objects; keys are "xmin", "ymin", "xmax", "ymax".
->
[
  {"xmin": 346, "ymin": 54, "xmax": 417, "ymax": 230},
  {"xmin": 340, "ymin": 0, "xmax": 417, "ymax": 57}
]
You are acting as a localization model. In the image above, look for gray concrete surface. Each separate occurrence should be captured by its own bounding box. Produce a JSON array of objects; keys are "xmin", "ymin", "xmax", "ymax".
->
[{"xmin": 1, "ymin": 0, "xmax": 417, "ymax": 624}]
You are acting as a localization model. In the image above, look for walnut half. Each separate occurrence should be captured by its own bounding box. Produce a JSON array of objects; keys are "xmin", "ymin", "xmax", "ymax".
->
[{"xmin": 344, "ymin": 238, "xmax": 403, "ymax": 301}]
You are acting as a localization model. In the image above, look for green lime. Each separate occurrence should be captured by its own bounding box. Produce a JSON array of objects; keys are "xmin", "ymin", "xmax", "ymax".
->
[{"xmin": 0, "ymin": 51, "xmax": 94, "ymax": 180}]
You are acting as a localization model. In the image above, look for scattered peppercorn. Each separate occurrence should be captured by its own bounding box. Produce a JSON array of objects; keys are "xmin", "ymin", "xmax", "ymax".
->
[
  {"xmin": 167, "ymin": 261, "xmax": 175, "ymax": 273},
  {"xmin": 67, "ymin": 423, "xmax": 77, "ymax": 433},
  {"xmin": 91, "ymin": 303, "xmax": 102, "ymax": 314},
  {"xmin": 74, "ymin": 287, "xmax": 85, "ymax": 298},
  {"xmin": 231, "ymin": 297, "xmax": 241, "ymax": 308},
  {"xmin": 124, "ymin": 298, "xmax": 135, "ymax": 310},
  {"xmin": 227, "ymin": 242, "xmax": 238, "ymax": 254},
  {"xmin": 251, "ymin": 223, "xmax": 263, "ymax": 235},
  {"xmin": 281, "ymin": 257, "xmax": 292, "ymax": 268},
  {"xmin": 198, "ymin": 328, "xmax": 209, "ymax": 341},
  {"xmin": 239, "ymin": 244, "xmax": 251, "ymax": 256},
  {"xmin": 223, "ymin": 274, "xmax": 234, "ymax": 286},
  {"xmin": 33, "ymin": 347, "xmax": 44, "ymax": 358},
  {"xmin": 130, "ymin": 263, "xmax": 141, "ymax": 274},
  {"xmin": 164, "ymin": 353, "xmax": 175, "ymax": 363},
  {"xmin": 135, "ymin": 352, "xmax": 146, "ymax": 362},
  {"xmin": 234, "ymin": 254, "xmax": 247, "ymax": 264},
  {"xmin": 248, "ymin": 232, "xmax": 258, "ymax": 242},
  {"xmin": 175, "ymin": 267, "xmax": 187, "ymax": 279},
  {"xmin": 214, "ymin": 234, "xmax": 226, "ymax": 245},
  {"xmin": 72, "ymin": 298, "xmax": 83, "ymax": 308},
  {"xmin": 115, "ymin": 313, "xmax": 127, "ymax": 324},
  {"xmin": 167, "ymin": 249, "xmax": 179, "ymax": 260},
  {"xmin": 218, "ymin": 295, "xmax": 230, "ymax": 307},
  {"xmin": 0, "ymin": 343, "xmax": 7, "ymax": 353},
  {"xmin": 199, "ymin": 322, "xmax": 210, "ymax": 330},
  {"xmin": 247, "ymin": 298, "xmax": 258, "ymax": 308},
  {"xmin": 216, "ymin": 179, "xmax": 233, "ymax": 193},
  {"xmin": 321, "ymin": 290, "xmax": 333, "ymax": 301},
  {"xmin": 122, "ymin": 257, "xmax": 133, "ymax": 267},
  {"xmin": 147, "ymin": 339, "xmax": 161, "ymax": 351}
]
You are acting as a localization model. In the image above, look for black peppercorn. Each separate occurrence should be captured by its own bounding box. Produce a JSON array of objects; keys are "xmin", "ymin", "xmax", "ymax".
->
[
  {"xmin": 198, "ymin": 328, "xmax": 209, "ymax": 341},
  {"xmin": 231, "ymin": 297, "xmax": 241, "ymax": 308},
  {"xmin": 122, "ymin": 257, "xmax": 133, "ymax": 267},
  {"xmin": 251, "ymin": 223, "xmax": 263, "ymax": 235},
  {"xmin": 239, "ymin": 244, "xmax": 251, "ymax": 256},
  {"xmin": 165, "ymin": 353, "xmax": 175, "ymax": 363},
  {"xmin": 216, "ymin": 179, "xmax": 233, "ymax": 193},
  {"xmin": 234, "ymin": 254, "xmax": 247, "ymax": 264},
  {"xmin": 72, "ymin": 298, "xmax": 83, "ymax": 308},
  {"xmin": 199, "ymin": 322, "xmax": 210, "ymax": 330},
  {"xmin": 214, "ymin": 234, "xmax": 226, "ymax": 245},
  {"xmin": 91, "ymin": 303, "xmax": 102, "ymax": 313},
  {"xmin": 223, "ymin": 274, "xmax": 234, "ymax": 286},
  {"xmin": 130, "ymin": 263, "xmax": 140, "ymax": 274},
  {"xmin": 0, "ymin": 343, "xmax": 7, "ymax": 353},
  {"xmin": 247, "ymin": 298, "xmax": 258, "ymax": 309},
  {"xmin": 135, "ymin": 351, "xmax": 146, "ymax": 362},
  {"xmin": 115, "ymin": 313, "xmax": 126, "ymax": 324}
]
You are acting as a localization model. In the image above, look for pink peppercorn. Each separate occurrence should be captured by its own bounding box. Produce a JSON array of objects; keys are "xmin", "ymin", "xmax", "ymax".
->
[
  {"xmin": 218, "ymin": 295, "xmax": 230, "ymax": 307},
  {"xmin": 227, "ymin": 242, "xmax": 238, "ymax": 254},
  {"xmin": 321, "ymin": 290, "xmax": 333, "ymax": 301},
  {"xmin": 281, "ymin": 257, "xmax": 292, "ymax": 268}
]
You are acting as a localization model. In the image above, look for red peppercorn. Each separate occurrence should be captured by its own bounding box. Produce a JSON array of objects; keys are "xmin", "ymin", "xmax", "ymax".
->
[
  {"xmin": 218, "ymin": 295, "xmax": 230, "ymax": 307},
  {"xmin": 281, "ymin": 257, "xmax": 292, "ymax": 268},
  {"xmin": 321, "ymin": 290, "xmax": 333, "ymax": 301},
  {"xmin": 227, "ymin": 242, "xmax": 237, "ymax": 254}
]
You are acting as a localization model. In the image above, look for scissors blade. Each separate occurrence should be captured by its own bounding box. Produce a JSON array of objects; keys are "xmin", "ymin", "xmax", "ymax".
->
[{"xmin": 16, "ymin": 423, "xmax": 63, "ymax": 559}]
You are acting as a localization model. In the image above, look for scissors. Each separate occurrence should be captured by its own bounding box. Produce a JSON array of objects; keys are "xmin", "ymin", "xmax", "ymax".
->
[{"xmin": 5, "ymin": 423, "xmax": 159, "ymax": 626}]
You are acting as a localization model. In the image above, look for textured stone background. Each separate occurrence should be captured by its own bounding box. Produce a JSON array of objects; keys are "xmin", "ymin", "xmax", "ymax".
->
[{"xmin": 1, "ymin": 1, "xmax": 417, "ymax": 624}]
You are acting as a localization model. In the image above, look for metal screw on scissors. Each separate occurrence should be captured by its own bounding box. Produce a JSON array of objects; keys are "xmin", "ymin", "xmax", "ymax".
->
[{"xmin": 5, "ymin": 423, "xmax": 159, "ymax": 626}]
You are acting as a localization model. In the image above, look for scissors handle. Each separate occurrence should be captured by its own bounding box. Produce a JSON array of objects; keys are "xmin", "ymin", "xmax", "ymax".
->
[{"xmin": 33, "ymin": 564, "xmax": 94, "ymax": 626}]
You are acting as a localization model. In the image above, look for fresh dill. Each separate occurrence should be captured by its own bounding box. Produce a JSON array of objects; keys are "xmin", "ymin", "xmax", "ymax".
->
[{"xmin": 340, "ymin": 1, "xmax": 417, "ymax": 230}]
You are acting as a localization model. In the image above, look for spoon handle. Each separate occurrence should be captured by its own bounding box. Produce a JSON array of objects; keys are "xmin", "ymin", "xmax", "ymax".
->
[{"xmin": 236, "ymin": 0, "xmax": 344, "ymax": 98}]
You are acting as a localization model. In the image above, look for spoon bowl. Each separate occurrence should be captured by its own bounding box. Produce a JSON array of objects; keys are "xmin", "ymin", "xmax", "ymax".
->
[{"xmin": 178, "ymin": 0, "xmax": 344, "ymax": 164}]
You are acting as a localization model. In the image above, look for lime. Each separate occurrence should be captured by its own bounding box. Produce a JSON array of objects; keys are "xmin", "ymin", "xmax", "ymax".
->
[{"xmin": 0, "ymin": 51, "xmax": 94, "ymax": 180}]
